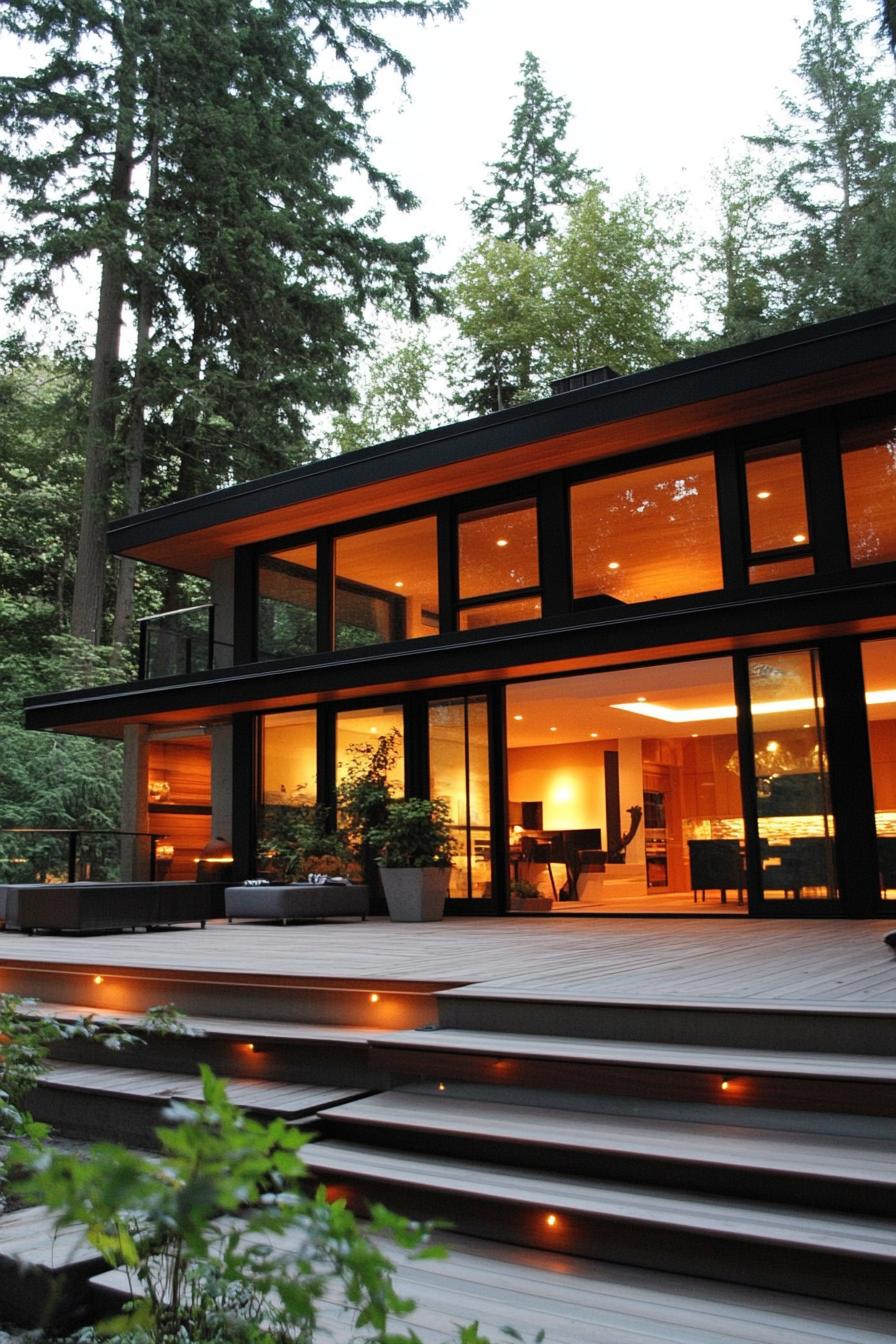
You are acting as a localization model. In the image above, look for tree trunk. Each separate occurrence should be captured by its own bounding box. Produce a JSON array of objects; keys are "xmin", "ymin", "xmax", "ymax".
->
[
  {"xmin": 70, "ymin": 37, "xmax": 137, "ymax": 644},
  {"xmin": 112, "ymin": 64, "xmax": 161, "ymax": 650}
]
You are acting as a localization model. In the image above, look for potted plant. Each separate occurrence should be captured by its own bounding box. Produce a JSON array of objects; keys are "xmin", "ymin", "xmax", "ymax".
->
[
  {"xmin": 336, "ymin": 729, "xmax": 402, "ymax": 905},
  {"xmin": 368, "ymin": 796, "xmax": 454, "ymax": 922}
]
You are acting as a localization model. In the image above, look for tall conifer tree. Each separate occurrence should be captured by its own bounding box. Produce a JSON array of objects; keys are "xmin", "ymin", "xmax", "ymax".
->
[{"xmin": 0, "ymin": 0, "xmax": 464, "ymax": 643}]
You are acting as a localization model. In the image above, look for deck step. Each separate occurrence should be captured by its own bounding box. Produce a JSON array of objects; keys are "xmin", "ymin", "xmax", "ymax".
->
[
  {"xmin": 436, "ymin": 987, "xmax": 896, "ymax": 1055},
  {"xmin": 29, "ymin": 1060, "xmax": 366, "ymax": 1145},
  {"xmin": 371, "ymin": 1027, "xmax": 896, "ymax": 1114},
  {"xmin": 301, "ymin": 1139, "xmax": 896, "ymax": 1311},
  {"xmin": 0, "ymin": 1203, "xmax": 107, "ymax": 1328},
  {"xmin": 31, "ymin": 1000, "xmax": 394, "ymax": 1088},
  {"xmin": 317, "ymin": 1089, "xmax": 896, "ymax": 1216},
  {"xmin": 88, "ymin": 1222, "xmax": 896, "ymax": 1344}
]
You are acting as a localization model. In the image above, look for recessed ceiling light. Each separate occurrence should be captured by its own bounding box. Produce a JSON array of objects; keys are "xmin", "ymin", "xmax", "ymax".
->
[
  {"xmin": 549, "ymin": 726, "xmax": 558, "ymax": 732},
  {"xmin": 637, "ymin": 696, "xmax": 646, "ymax": 702},
  {"xmin": 691, "ymin": 733, "xmax": 699, "ymax": 738},
  {"xmin": 496, "ymin": 538, "xmax": 509, "ymax": 547},
  {"xmin": 369, "ymin": 726, "xmax": 378, "ymax": 734},
  {"xmin": 607, "ymin": 561, "xmax": 620, "ymax": 571},
  {"xmin": 590, "ymin": 732, "xmax": 599, "ymax": 738},
  {"xmin": 802, "ymin": 722, "xmax": 810, "ymax": 728},
  {"xmin": 792, "ymin": 533, "xmax": 807, "ymax": 544},
  {"xmin": 513, "ymin": 713, "xmax": 523, "ymax": 721},
  {"xmin": 756, "ymin": 490, "xmax": 771, "ymax": 500},
  {"xmin": 394, "ymin": 580, "xmax": 404, "ymax": 588},
  {"xmin": 766, "ymin": 740, "xmax": 780, "ymax": 752}
]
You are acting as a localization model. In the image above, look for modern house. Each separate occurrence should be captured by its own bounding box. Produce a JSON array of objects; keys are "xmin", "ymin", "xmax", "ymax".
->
[{"xmin": 24, "ymin": 304, "xmax": 896, "ymax": 918}]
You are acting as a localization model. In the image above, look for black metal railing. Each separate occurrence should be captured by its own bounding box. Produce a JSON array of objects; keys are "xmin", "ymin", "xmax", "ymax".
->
[
  {"xmin": 0, "ymin": 829, "xmax": 162, "ymax": 884},
  {"xmin": 138, "ymin": 604, "xmax": 229, "ymax": 679}
]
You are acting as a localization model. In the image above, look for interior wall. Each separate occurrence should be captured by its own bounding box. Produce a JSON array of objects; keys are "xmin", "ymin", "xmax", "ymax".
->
[
  {"xmin": 262, "ymin": 719, "xmax": 317, "ymax": 804},
  {"xmin": 147, "ymin": 738, "xmax": 212, "ymax": 880},
  {"xmin": 507, "ymin": 741, "xmax": 607, "ymax": 833}
]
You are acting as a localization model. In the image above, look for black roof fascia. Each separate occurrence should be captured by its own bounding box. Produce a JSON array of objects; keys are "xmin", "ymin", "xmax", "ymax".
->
[
  {"xmin": 24, "ymin": 576, "xmax": 896, "ymax": 733},
  {"xmin": 107, "ymin": 304, "xmax": 896, "ymax": 557}
]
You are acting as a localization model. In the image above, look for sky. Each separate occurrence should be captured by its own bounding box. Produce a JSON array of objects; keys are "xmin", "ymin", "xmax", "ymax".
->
[
  {"xmin": 0, "ymin": 0, "xmax": 887, "ymax": 345},
  {"xmin": 367, "ymin": 0, "xmax": 819, "ymax": 268}
]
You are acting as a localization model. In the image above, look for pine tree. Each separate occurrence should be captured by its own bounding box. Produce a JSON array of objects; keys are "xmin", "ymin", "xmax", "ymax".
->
[
  {"xmin": 469, "ymin": 51, "xmax": 584, "ymax": 249},
  {"xmin": 0, "ymin": 0, "xmax": 465, "ymax": 644},
  {"xmin": 750, "ymin": 0, "xmax": 896, "ymax": 325}
]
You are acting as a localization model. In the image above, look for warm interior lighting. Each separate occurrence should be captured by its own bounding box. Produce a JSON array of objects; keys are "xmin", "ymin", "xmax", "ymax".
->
[
  {"xmin": 792, "ymin": 533, "xmax": 807, "ymax": 544},
  {"xmin": 589, "ymin": 732, "xmax": 598, "ymax": 738},
  {"xmin": 196, "ymin": 836, "xmax": 234, "ymax": 864},
  {"xmin": 545, "ymin": 1213, "xmax": 558, "ymax": 1228},
  {"xmin": 607, "ymin": 561, "xmax": 620, "ymax": 570},
  {"xmin": 549, "ymin": 726, "xmax": 557, "ymax": 733},
  {"xmin": 756, "ymin": 490, "xmax": 771, "ymax": 499},
  {"xmin": 369, "ymin": 993, "xmax": 380, "ymax": 1004},
  {"xmin": 147, "ymin": 779, "xmax": 171, "ymax": 803},
  {"xmin": 394, "ymin": 581, "xmax": 404, "ymax": 589},
  {"xmin": 513, "ymin": 714, "xmax": 524, "ymax": 721},
  {"xmin": 93, "ymin": 975, "xmax": 104, "ymax": 985},
  {"xmin": 496, "ymin": 538, "xmax": 509, "ymax": 547},
  {"xmin": 766, "ymin": 740, "xmax": 780, "ymax": 752}
]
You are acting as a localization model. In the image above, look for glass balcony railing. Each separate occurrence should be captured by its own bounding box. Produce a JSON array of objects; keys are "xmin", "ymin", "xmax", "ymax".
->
[
  {"xmin": 138, "ymin": 604, "xmax": 231, "ymax": 679},
  {"xmin": 0, "ymin": 829, "xmax": 163, "ymax": 883}
]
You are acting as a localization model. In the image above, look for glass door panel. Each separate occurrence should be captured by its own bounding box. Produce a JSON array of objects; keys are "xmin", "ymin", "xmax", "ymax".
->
[
  {"xmin": 861, "ymin": 636, "xmax": 896, "ymax": 901},
  {"xmin": 747, "ymin": 651, "xmax": 838, "ymax": 905},
  {"xmin": 428, "ymin": 695, "xmax": 492, "ymax": 901}
]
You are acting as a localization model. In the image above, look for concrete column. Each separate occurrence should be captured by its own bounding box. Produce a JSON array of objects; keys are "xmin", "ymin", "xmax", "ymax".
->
[
  {"xmin": 211, "ymin": 556, "xmax": 235, "ymax": 668},
  {"xmin": 121, "ymin": 724, "xmax": 150, "ymax": 879},
  {"xmin": 210, "ymin": 723, "xmax": 234, "ymax": 847}
]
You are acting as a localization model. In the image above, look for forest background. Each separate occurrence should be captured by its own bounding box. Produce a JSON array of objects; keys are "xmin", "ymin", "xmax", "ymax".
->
[{"xmin": 2, "ymin": 0, "xmax": 896, "ymax": 841}]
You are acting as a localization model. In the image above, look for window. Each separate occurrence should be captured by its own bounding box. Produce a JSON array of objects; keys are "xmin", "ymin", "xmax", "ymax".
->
[
  {"xmin": 861, "ymin": 636, "xmax": 896, "ymax": 899},
  {"xmin": 257, "ymin": 544, "xmax": 317, "ymax": 659},
  {"xmin": 570, "ymin": 454, "xmax": 722, "ymax": 605},
  {"xmin": 258, "ymin": 709, "xmax": 318, "ymax": 873},
  {"xmin": 841, "ymin": 412, "xmax": 896, "ymax": 567},
  {"xmin": 457, "ymin": 500, "xmax": 541, "ymax": 627},
  {"xmin": 429, "ymin": 696, "xmax": 491, "ymax": 900},
  {"xmin": 335, "ymin": 517, "xmax": 439, "ymax": 649},
  {"xmin": 744, "ymin": 442, "xmax": 813, "ymax": 584}
]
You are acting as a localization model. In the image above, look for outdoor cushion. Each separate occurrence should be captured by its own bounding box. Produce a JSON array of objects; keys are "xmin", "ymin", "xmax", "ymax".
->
[{"xmin": 225, "ymin": 883, "xmax": 369, "ymax": 922}]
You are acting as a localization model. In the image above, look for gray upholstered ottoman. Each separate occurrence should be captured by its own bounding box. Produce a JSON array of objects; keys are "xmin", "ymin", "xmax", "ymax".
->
[{"xmin": 225, "ymin": 883, "xmax": 369, "ymax": 924}]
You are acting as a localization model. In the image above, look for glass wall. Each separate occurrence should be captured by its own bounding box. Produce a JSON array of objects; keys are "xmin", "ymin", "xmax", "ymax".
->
[
  {"xmin": 335, "ymin": 705, "xmax": 405, "ymax": 797},
  {"xmin": 505, "ymin": 658, "xmax": 745, "ymax": 914},
  {"xmin": 257, "ymin": 544, "xmax": 317, "ymax": 660},
  {"xmin": 861, "ymin": 636, "xmax": 896, "ymax": 900},
  {"xmin": 570, "ymin": 453, "xmax": 722, "ymax": 605},
  {"xmin": 840, "ymin": 411, "xmax": 896, "ymax": 567},
  {"xmin": 744, "ymin": 442, "xmax": 814, "ymax": 583},
  {"xmin": 257, "ymin": 709, "xmax": 318, "ymax": 876},
  {"xmin": 747, "ymin": 651, "xmax": 837, "ymax": 904},
  {"xmin": 335, "ymin": 517, "xmax": 439, "ymax": 649},
  {"xmin": 458, "ymin": 500, "xmax": 541, "ymax": 627},
  {"xmin": 428, "ymin": 696, "xmax": 491, "ymax": 900}
]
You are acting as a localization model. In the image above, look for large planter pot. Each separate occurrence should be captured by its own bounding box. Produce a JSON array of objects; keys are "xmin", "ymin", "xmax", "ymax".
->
[{"xmin": 380, "ymin": 867, "xmax": 450, "ymax": 922}]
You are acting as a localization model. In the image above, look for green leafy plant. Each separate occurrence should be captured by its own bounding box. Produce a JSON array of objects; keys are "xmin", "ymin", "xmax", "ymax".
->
[
  {"xmin": 509, "ymin": 879, "xmax": 542, "ymax": 900},
  {"xmin": 19, "ymin": 1066, "xmax": 456, "ymax": 1343},
  {"xmin": 368, "ymin": 797, "xmax": 455, "ymax": 870},
  {"xmin": 257, "ymin": 798, "xmax": 352, "ymax": 882}
]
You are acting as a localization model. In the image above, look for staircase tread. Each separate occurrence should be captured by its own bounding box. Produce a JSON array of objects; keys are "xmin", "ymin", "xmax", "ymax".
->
[
  {"xmin": 0, "ymin": 1204, "xmax": 104, "ymax": 1270},
  {"xmin": 39, "ymin": 1060, "xmax": 363, "ymax": 1114},
  {"xmin": 375, "ymin": 1027, "xmax": 896, "ymax": 1080},
  {"xmin": 301, "ymin": 1140, "xmax": 896, "ymax": 1257},
  {"xmin": 29, "ymin": 1000, "xmax": 390, "ymax": 1044},
  {"xmin": 88, "ymin": 1223, "xmax": 896, "ymax": 1343},
  {"xmin": 322, "ymin": 1091, "xmax": 896, "ymax": 1183}
]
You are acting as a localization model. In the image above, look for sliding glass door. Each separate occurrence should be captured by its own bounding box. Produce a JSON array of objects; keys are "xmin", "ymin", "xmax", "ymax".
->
[{"xmin": 428, "ymin": 695, "xmax": 493, "ymax": 903}]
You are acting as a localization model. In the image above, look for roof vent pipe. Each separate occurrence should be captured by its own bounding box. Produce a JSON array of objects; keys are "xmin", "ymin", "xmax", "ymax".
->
[{"xmin": 550, "ymin": 366, "xmax": 621, "ymax": 396}]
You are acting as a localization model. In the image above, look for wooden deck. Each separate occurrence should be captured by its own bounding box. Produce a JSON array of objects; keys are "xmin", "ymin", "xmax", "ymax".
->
[{"xmin": 0, "ymin": 916, "xmax": 893, "ymax": 1010}]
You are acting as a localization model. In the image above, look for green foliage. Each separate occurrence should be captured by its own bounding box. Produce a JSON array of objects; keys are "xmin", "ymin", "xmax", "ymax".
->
[
  {"xmin": 19, "ymin": 1065, "xmax": 491, "ymax": 1343},
  {"xmin": 330, "ymin": 325, "xmax": 446, "ymax": 453},
  {"xmin": 368, "ymin": 796, "xmax": 454, "ymax": 869},
  {"xmin": 0, "ymin": 994, "xmax": 143, "ymax": 1188},
  {"xmin": 749, "ymin": 0, "xmax": 896, "ymax": 324},
  {"xmin": 453, "ymin": 182, "xmax": 683, "ymax": 412},
  {"xmin": 0, "ymin": 637, "xmax": 128, "ymax": 879},
  {"xmin": 336, "ymin": 729, "xmax": 403, "ymax": 853},
  {"xmin": 468, "ymin": 51, "xmax": 584, "ymax": 249},
  {"xmin": 257, "ymin": 799, "xmax": 356, "ymax": 882}
]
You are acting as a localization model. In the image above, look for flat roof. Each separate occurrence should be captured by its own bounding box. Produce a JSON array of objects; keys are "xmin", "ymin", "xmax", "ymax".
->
[{"xmin": 107, "ymin": 304, "xmax": 896, "ymax": 576}]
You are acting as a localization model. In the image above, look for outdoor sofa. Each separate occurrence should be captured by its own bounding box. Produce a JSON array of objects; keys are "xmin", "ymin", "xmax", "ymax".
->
[
  {"xmin": 0, "ymin": 881, "xmax": 214, "ymax": 934},
  {"xmin": 225, "ymin": 883, "xmax": 369, "ymax": 924}
]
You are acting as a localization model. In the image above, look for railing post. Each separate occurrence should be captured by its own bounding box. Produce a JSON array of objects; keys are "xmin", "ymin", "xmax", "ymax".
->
[
  {"xmin": 67, "ymin": 831, "xmax": 78, "ymax": 882},
  {"xmin": 138, "ymin": 619, "xmax": 148, "ymax": 680},
  {"xmin": 149, "ymin": 835, "xmax": 158, "ymax": 881},
  {"xmin": 208, "ymin": 604, "xmax": 216, "ymax": 670}
]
